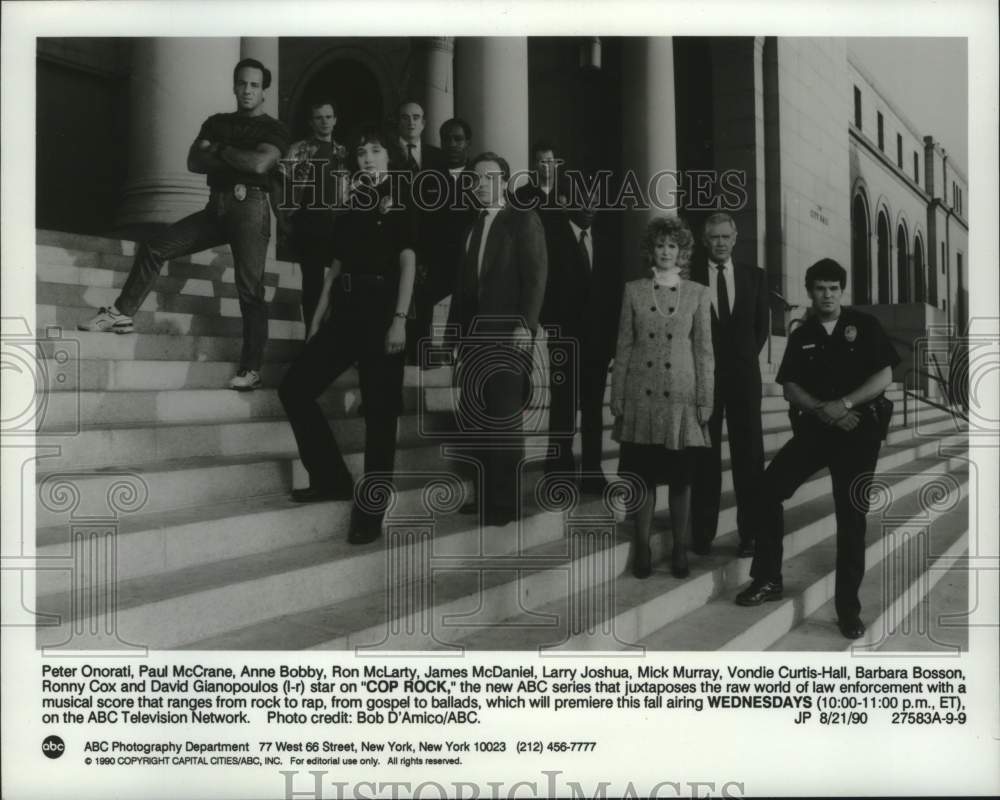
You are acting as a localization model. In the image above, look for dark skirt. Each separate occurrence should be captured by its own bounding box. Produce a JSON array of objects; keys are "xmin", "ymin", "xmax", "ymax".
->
[{"xmin": 618, "ymin": 442, "xmax": 694, "ymax": 488}]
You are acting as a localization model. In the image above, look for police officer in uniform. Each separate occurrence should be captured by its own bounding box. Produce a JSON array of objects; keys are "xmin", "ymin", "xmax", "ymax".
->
[
  {"xmin": 278, "ymin": 126, "xmax": 417, "ymax": 544},
  {"xmin": 735, "ymin": 259, "xmax": 900, "ymax": 639}
]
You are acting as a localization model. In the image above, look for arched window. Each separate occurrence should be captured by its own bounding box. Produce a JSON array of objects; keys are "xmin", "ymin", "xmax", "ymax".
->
[
  {"xmin": 876, "ymin": 210, "xmax": 891, "ymax": 303},
  {"xmin": 913, "ymin": 236, "xmax": 925, "ymax": 303},
  {"xmin": 896, "ymin": 224, "xmax": 910, "ymax": 302},
  {"xmin": 851, "ymin": 193, "xmax": 871, "ymax": 304}
]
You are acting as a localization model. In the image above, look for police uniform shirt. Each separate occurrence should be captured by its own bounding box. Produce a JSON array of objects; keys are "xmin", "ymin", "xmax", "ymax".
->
[
  {"xmin": 331, "ymin": 177, "xmax": 418, "ymax": 281},
  {"xmin": 776, "ymin": 307, "xmax": 901, "ymax": 405},
  {"xmin": 196, "ymin": 112, "xmax": 291, "ymax": 190}
]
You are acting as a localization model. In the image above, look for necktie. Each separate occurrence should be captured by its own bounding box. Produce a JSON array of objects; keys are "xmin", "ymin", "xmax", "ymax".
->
[
  {"xmin": 406, "ymin": 143, "xmax": 418, "ymax": 172},
  {"xmin": 578, "ymin": 229, "xmax": 591, "ymax": 272},
  {"xmin": 716, "ymin": 263, "xmax": 732, "ymax": 329},
  {"xmin": 463, "ymin": 211, "xmax": 488, "ymax": 298}
]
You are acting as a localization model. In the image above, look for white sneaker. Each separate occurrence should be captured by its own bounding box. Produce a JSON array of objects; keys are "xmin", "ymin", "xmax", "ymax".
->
[
  {"xmin": 229, "ymin": 369, "xmax": 261, "ymax": 391},
  {"xmin": 78, "ymin": 306, "xmax": 134, "ymax": 334}
]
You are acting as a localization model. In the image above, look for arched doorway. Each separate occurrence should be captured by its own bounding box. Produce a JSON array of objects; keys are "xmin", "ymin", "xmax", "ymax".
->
[
  {"xmin": 291, "ymin": 58, "xmax": 385, "ymax": 154},
  {"xmin": 876, "ymin": 210, "xmax": 891, "ymax": 303},
  {"xmin": 851, "ymin": 193, "xmax": 871, "ymax": 304},
  {"xmin": 914, "ymin": 235, "xmax": 925, "ymax": 303},
  {"xmin": 896, "ymin": 224, "xmax": 910, "ymax": 302}
]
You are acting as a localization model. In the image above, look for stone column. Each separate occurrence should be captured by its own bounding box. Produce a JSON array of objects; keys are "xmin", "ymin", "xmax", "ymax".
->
[
  {"xmin": 116, "ymin": 38, "xmax": 241, "ymax": 229},
  {"xmin": 454, "ymin": 37, "xmax": 530, "ymax": 173},
  {"xmin": 410, "ymin": 37, "xmax": 455, "ymax": 147},
  {"xmin": 620, "ymin": 38, "xmax": 677, "ymax": 280}
]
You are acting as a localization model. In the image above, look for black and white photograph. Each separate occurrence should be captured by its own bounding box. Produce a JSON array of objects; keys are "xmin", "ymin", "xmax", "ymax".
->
[{"xmin": 2, "ymin": 1, "xmax": 998, "ymax": 798}]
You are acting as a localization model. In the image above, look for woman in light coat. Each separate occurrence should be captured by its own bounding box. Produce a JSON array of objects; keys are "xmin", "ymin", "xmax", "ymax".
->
[{"xmin": 610, "ymin": 216, "xmax": 714, "ymax": 578}]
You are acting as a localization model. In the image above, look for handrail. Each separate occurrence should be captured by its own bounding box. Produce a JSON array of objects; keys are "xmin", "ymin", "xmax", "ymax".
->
[{"xmin": 901, "ymin": 365, "xmax": 968, "ymax": 426}]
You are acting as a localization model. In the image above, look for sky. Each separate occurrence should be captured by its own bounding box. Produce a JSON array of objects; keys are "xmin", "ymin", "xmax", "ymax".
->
[{"xmin": 847, "ymin": 37, "xmax": 969, "ymax": 171}]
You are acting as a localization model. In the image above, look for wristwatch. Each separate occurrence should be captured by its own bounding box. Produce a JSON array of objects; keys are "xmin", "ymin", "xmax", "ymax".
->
[{"xmin": 842, "ymin": 397, "xmax": 854, "ymax": 410}]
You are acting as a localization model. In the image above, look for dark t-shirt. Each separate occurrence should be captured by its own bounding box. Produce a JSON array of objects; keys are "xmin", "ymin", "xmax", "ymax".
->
[
  {"xmin": 776, "ymin": 307, "xmax": 901, "ymax": 401},
  {"xmin": 196, "ymin": 112, "xmax": 291, "ymax": 190},
  {"xmin": 331, "ymin": 177, "xmax": 418, "ymax": 281}
]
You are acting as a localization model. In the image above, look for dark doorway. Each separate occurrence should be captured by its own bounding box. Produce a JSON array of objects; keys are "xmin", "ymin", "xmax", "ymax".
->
[
  {"xmin": 914, "ymin": 237, "xmax": 925, "ymax": 303},
  {"xmin": 292, "ymin": 59, "xmax": 384, "ymax": 152},
  {"xmin": 896, "ymin": 225, "xmax": 909, "ymax": 302},
  {"xmin": 851, "ymin": 193, "xmax": 870, "ymax": 304},
  {"xmin": 876, "ymin": 211, "xmax": 891, "ymax": 303}
]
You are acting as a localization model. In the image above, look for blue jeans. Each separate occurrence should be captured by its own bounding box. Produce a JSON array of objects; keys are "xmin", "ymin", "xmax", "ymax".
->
[{"xmin": 116, "ymin": 188, "xmax": 271, "ymax": 371}]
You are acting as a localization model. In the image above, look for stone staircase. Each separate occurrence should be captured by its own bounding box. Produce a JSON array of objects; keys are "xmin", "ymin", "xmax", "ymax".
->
[{"xmin": 33, "ymin": 228, "xmax": 970, "ymax": 653}]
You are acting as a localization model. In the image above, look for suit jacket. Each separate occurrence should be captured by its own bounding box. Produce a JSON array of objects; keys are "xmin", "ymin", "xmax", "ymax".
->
[
  {"xmin": 428, "ymin": 167, "xmax": 475, "ymax": 303},
  {"xmin": 391, "ymin": 142, "xmax": 449, "ymax": 266},
  {"xmin": 539, "ymin": 213, "xmax": 622, "ymax": 363},
  {"xmin": 690, "ymin": 259, "xmax": 769, "ymax": 386},
  {"xmin": 447, "ymin": 206, "xmax": 548, "ymax": 339}
]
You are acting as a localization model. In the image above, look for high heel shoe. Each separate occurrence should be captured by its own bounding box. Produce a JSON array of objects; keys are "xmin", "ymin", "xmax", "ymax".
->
[
  {"xmin": 632, "ymin": 543, "xmax": 653, "ymax": 579},
  {"xmin": 671, "ymin": 550, "xmax": 690, "ymax": 579}
]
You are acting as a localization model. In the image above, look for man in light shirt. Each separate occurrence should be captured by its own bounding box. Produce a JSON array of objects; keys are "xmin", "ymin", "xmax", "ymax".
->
[{"xmin": 689, "ymin": 212, "xmax": 770, "ymax": 557}]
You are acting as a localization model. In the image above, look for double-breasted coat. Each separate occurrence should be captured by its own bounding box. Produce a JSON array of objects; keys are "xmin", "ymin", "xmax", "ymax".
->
[{"xmin": 611, "ymin": 276, "xmax": 715, "ymax": 449}]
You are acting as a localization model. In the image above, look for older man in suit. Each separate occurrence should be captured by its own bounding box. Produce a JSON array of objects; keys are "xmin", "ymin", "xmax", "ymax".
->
[
  {"xmin": 539, "ymin": 177, "xmax": 622, "ymax": 493},
  {"xmin": 689, "ymin": 212, "xmax": 769, "ymax": 557},
  {"xmin": 394, "ymin": 100, "xmax": 449, "ymax": 366},
  {"xmin": 448, "ymin": 152, "xmax": 548, "ymax": 526}
]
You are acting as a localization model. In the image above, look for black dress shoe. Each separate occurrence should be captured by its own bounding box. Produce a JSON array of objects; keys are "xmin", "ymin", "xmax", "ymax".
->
[
  {"xmin": 632, "ymin": 544, "xmax": 653, "ymax": 579},
  {"xmin": 737, "ymin": 539, "xmax": 755, "ymax": 558},
  {"xmin": 734, "ymin": 579, "xmax": 783, "ymax": 606},
  {"xmin": 838, "ymin": 617, "xmax": 866, "ymax": 640},
  {"xmin": 671, "ymin": 562, "xmax": 690, "ymax": 579},
  {"xmin": 459, "ymin": 500, "xmax": 478, "ymax": 515},
  {"xmin": 691, "ymin": 540, "xmax": 712, "ymax": 556},
  {"xmin": 579, "ymin": 476, "xmax": 610, "ymax": 496},
  {"xmin": 484, "ymin": 510, "xmax": 518, "ymax": 527},
  {"xmin": 291, "ymin": 484, "xmax": 353, "ymax": 503}
]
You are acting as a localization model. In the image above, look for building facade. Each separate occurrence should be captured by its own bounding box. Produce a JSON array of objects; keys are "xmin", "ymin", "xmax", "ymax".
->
[{"xmin": 36, "ymin": 36, "xmax": 969, "ymax": 360}]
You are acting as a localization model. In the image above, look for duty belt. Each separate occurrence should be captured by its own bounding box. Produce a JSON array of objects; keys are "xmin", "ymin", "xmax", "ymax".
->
[{"xmin": 337, "ymin": 273, "xmax": 392, "ymax": 293}]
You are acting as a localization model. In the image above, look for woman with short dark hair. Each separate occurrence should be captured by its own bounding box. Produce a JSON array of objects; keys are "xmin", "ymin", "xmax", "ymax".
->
[
  {"xmin": 278, "ymin": 125, "xmax": 417, "ymax": 544},
  {"xmin": 611, "ymin": 215, "xmax": 714, "ymax": 578}
]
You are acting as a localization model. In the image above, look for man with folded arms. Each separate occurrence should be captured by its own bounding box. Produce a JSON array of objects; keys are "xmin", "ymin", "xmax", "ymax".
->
[
  {"xmin": 79, "ymin": 58, "xmax": 290, "ymax": 392},
  {"xmin": 734, "ymin": 259, "xmax": 899, "ymax": 640}
]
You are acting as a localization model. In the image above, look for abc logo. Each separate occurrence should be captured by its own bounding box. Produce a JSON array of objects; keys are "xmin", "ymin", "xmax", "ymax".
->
[{"xmin": 42, "ymin": 735, "xmax": 65, "ymax": 759}]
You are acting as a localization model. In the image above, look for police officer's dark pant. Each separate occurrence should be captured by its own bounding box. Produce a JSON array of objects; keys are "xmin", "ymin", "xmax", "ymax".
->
[
  {"xmin": 546, "ymin": 335, "xmax": 610, "ymax": 476},
  {"xmin": 116, "ymin": 189, "xmax": 270, "ymax": 371},
  {"xmin": 456, "ymin": 341, "xmax": 533, "ymax": 519},
  {"xmin": 291, "ymin": 217, "xmax": 336, "ymax": 332},
  {"xmin": 750, "ymin": 422, "xmax": 882, "ymax": 621},
  {"xmin": 691, "ymin": 368, "xmax": 765, "ymax": 547},
  {"xmin": 279, "ymin": 286, "xmax": 404, "ymax": 525}
]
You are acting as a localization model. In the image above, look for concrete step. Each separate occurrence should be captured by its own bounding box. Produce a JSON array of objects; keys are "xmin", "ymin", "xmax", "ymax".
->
[
  {"xmin": 38, "ymin": 381, "xmax": 913, "ymax": 429},
  {"xmin": 638, "ymin": 481, "xmax": 969, "ymax": 651},
  {"xmin": 36, "ymin": 230, "xmax": 298, "ymax": 283},
  {"xmin": 769, "ymin": 534, "xmax": 970, "ymax": 652},
  {"xmin": 851, "ymin": 555, "xmax": 970, "ymax": 653},
  {"xmin": 454, "ymin": 455, "xmax": 969, "ymax": 651},
  {"xmin": 37, "ymin": 281, "xmax": 303, "ymax": 322},
  {"xmin": 34, "ymin": 403, "xmax": 957, "ymax": 472},
  {"xmin": 36, "ymin": 329, "xmax": 304, "ymax": 364},
  {"xmin": 37, "ymin": 257, "xmax": 290, "ymax": 293},
  {"xmin": 37, "ymin": 304, "xmax": 305, "ymax": 341},
  {"xmin": 39, "ymin": 359, "xmax": 290, "ymax": 392},
  {"xmin": 35, "ymin": 432, "xmax": 968, "ymax": 591},
  {"xmin": 34, "ymin": 488, "xmax": 598, "ymax": 650}
]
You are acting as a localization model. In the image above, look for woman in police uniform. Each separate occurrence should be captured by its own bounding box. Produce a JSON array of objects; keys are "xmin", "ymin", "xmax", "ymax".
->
[
  {"xmin": 278, "ymin": 125, "xmax": 417, "ymax": 544},
  {"xmin": 610, "ymin": 216, "xmax": 715, "ymax": 579}
]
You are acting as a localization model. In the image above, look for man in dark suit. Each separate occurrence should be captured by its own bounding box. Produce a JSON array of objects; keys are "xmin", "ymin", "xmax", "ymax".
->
[
  {"xmin": 689, "ymin": 212, "xmax": 769, "ymax": 557},
  {"xmin": 539, "ymin": 179, "xmax": 622, "ymax": 493},
  {"xmin": 393, "ymin": 100, "xmax": 449, "ymax": 365},
  {"xmin": 512, "ymin": 139, "xmax": 561, "ymax": 214},
  {"xmin": 448, "ymin": 152, "xmax": 548, "ymax": 526},
  {"xmin": 427, "ymin": 118, "xmax": 476, "ymax": 330}
]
